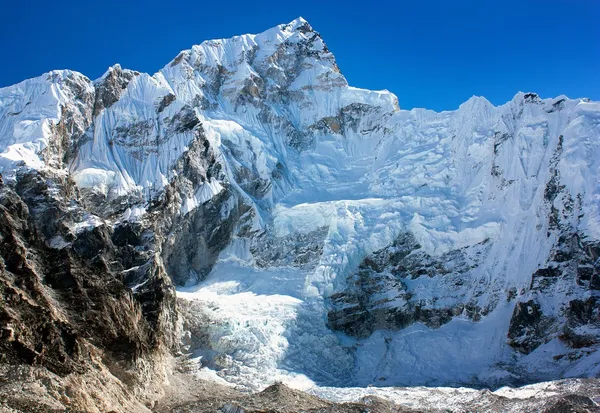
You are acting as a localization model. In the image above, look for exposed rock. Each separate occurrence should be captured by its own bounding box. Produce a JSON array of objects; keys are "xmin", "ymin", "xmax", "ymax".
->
[
  {"xmin": 250, "ymin": 226, "xmax": 328, "ymax": 268},
  {"xmin": 328, "ymin": 232, "xmax": 490, "ymax": 338},
  {"xmin": 93, "ymin": 64, "xmax": 140, "ymax": 116},
  {"xmin": 507, "ymin": 300, "xmax": 555, "ymax": 354},
  {"xmin": 151, "ymin": 378, "xmax": 600, "ymax": 413},
  {"xmin": 0, "ymin": 171, "xmax": 178, "ymax": 410}
]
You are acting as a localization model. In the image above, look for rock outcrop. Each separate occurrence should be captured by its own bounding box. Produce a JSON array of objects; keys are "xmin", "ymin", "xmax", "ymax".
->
[{"xmin": 0, "ymin": 170, "xmax": 178, "ymax": 411}]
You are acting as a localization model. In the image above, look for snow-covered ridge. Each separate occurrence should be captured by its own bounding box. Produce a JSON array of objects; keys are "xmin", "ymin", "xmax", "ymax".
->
[
  {"xmin": 1, "ymin": 18, "xmax": 599, "ymax": 392},
  {"xmin": 0, "ymin": 70, "xmax": 93, "ymax": 177}
]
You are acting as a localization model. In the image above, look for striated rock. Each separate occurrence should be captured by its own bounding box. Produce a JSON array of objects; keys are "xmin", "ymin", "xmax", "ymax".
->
[
  {"xmin": 93, "ymin": 64, "xmax": 140, "ymax": 116},
  {"xmin": 328, "ymin": 232, "xmax": 490, "ymax": 338},
  {"xmin": 507, "ymin": 300, "xmax": 555, "ymax": 354},
  {"xmin": 250, "ymin": 226, "xmax": 328, "ymax": 268},
  {"xmin": 0, "ymin": 171, "xmax": 178, "ymax": 410}
]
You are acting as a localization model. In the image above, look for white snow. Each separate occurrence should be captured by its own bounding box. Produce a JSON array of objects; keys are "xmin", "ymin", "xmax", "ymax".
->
[
  {"xmin": 305, "ymin": 379, "xmax": 591, "ymax": 411},
  {"xmin": 0, "ymin": 70, "xmax": 93, "ymax": 180},
  {"xmin": 72, "ymin": 214, "xmax": 104, "ymax": 234},
  {"xmin": 120, "ymin": 205, "xmax": 147, "ymax": 222},
  {"xmin": 181, "ymin": 179, "xmax": 224, "ymax": 215}
]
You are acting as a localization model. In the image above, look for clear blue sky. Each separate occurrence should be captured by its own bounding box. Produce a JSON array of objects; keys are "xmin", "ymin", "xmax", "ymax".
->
[{"xmin": 1, "ymin": 0, "xmax": 598, "ymax": 111}]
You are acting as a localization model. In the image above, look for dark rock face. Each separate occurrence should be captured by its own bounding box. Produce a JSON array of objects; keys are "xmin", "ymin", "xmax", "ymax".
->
[
  {"xmin": 508, "ymin": 235, "xmax": 600, "ymax": 355},
  {"xmin": 161, "ymin": 187, "xmax": 250, "ymax": 285},
  {"xmin": 0, "ymin": 171, "xmax": 177, "ymax": 381},
  {"xmin": 250, "ymin": 226, "xmax": 328, "ymax": 268},
  {"xmin": 561, "ymin": 298, "xmax": 600, "ymax": 349},
  {"xmin": 507, "ymin": 300, "xmax": 555, "ymax": 354},
  {"xmin": 92, "ymin": 65, "xmax": 140, "ymax": 117},
  {"xmin": 327, "ymin": 233, "xmax": 491, "ymax": 338},
  {"xmin": 505, "ymin": 137, "xmax": 600, "ymax": 355},
  {"xmin": 145, "ymin": 123, "xmax": 255, "ymax": 286}
]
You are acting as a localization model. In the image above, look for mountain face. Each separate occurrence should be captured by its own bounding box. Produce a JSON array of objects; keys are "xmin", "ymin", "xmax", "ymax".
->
[{"xmin": 0, "ymin": 16, "xmax": 599, "ymax": 406}]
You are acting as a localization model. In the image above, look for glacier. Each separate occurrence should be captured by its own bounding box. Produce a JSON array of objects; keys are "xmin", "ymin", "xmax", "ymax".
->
[{"xmin": 1, "ymin": 16, "xmax": 599, "ymax": 397}]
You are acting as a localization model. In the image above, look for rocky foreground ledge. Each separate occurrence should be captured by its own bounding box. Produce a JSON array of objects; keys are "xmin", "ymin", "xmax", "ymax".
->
[
  {"xmin": 155, "ymin": 378, "xmax": 600, "ymax": 413},
  {"xmin": 1, "ymin": 365, "xmax": 599, "ymax": 413}
]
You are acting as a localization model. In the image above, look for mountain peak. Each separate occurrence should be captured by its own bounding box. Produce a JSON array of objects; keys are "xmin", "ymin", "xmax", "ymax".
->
[
  {"xmin": 158, "ymin": 15, "xmax": 344, "ymax": 114},
  {"xmin": 289, "ymin": 16, "xmax": 308, "ymax": 25},
  {"xmin": 285, "ymin": 16, "xmax": 313, "ymax": 32},
  {"xmin": 458, "ymin": 95, "xmax": 493, "ymax": 111}
]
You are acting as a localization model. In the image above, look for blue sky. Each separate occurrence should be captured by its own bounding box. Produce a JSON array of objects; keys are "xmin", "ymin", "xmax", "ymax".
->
[{"xmin": 1, "ymin": 0, "xmax": 598, "ymax": 111}]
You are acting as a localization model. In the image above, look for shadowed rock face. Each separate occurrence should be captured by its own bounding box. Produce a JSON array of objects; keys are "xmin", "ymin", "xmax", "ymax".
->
[
  {"xmin": 507, "ymin": 300, "xmax": 552, "ymax": 354},
  {"xmin": 507, "ymin": 235, "xmax": 600, "ymax": 356},
  {"xmin": 504, "ymin": 145, "xmax": 600, "ymax": 357},
  {"xmin": 93, "ymin": 65, "xmax": 140, "ymax": 117},
  {"xmin": 327, "ymin": 232, "xmax": 491, "ymax": 339},
  {"xmin": 0, "ymin": 172, "xmax": 177, "ymax": 379},
  {"xmin": 250, "ymin": 226, "xmax": 328, "ymax": 269},
  {"xmin": 161, "ymin": 187, "xmax": 250, "ymax": 285}
]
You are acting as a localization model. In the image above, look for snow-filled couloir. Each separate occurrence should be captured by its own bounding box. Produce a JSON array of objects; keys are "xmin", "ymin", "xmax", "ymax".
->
[{"xmin": 1, "ymin": 17, "xmax": 599, "ymax": 392}]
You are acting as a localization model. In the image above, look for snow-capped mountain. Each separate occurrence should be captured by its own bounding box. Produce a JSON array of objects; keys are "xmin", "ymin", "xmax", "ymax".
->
[{"xmin": 1, "ymin": 16, "xmax": 599, "ymax": 398}]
